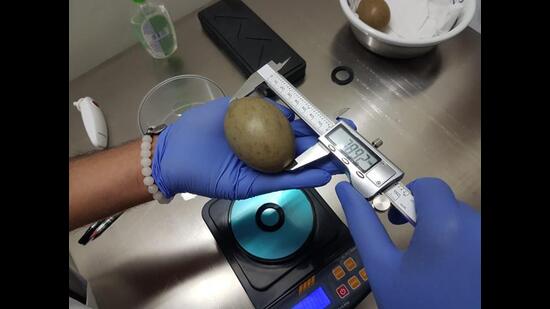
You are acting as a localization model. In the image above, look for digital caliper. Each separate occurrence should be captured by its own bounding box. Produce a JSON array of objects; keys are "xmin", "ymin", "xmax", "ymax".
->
[{"xmin": 231, "ymin": 59, "xmax": 417, "ymax": 225}]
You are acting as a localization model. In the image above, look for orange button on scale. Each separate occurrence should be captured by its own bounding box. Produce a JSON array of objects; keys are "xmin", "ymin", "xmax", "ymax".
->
[
  {"xmin": 348, "ymin": 276, "xmax": 361, "ymax": 290},
  {"xmin": 332, "ymin": 266, "xmax": 345, "ymax": 280},
  {"xmin": 359, "ymin": 268, "xmax": 368, "ymax": 281},
  {"xmin": 343, "ymin": 257, "xmax": 357, "ymax": 271}
]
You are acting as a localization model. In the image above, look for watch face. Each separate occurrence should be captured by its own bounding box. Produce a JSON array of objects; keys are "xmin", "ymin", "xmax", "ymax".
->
[{"xmin": 146, "ymin": 124, "xmax": 168, "ymax": 135}]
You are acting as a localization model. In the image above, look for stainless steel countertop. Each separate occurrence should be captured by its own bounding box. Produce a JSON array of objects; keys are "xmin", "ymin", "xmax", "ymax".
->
[{"xmin": 69, "ymin": 0, "xmax": 481, "ymax": 308}]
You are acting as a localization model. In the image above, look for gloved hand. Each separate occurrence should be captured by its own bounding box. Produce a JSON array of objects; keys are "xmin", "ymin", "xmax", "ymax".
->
[
  {"xmin": 336, "ymin": 177, "xmax": 480, "ymax": 309},
  {"xmin": 152, "ymin": 96, "xmax": 354, "ymax": 200}
]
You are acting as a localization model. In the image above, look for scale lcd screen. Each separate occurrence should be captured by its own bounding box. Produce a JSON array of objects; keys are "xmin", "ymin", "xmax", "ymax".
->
[
  {"xmin": 292, "ymin": 287, "xmax": 331, "ymax": 309},
  {"xmin": 327, "ymin": 126, "xmax": 380, "ymax": 173}
]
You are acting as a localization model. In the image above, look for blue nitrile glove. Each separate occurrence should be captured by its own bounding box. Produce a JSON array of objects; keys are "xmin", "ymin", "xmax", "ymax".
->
[
  {"xmin": 152, "ymin": 96, "xmax": 355, "ymax": 200},
  {"xmin": 336, "ymin": 177, "xmax": 480, "ymax": 309}
]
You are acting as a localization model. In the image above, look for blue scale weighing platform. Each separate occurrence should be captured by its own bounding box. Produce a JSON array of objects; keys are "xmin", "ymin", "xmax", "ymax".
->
[{"xmin": 202, "ymin": 189, "xmax": 371, "ymax": 308}]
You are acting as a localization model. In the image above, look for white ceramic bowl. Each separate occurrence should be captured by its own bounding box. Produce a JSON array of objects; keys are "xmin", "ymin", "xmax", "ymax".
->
[{"xmin": 339, "ymin": 0, "xmax": 476, "ymax": 58}]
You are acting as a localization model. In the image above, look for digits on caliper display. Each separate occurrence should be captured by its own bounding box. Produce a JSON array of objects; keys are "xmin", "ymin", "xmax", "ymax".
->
[{"xmin": 326, "ymin": 126, "xmax": 380, "ymax": 173}]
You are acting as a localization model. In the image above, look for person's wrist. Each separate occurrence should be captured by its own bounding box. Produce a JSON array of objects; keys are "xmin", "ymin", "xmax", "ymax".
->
[
  {"xmin": 150, "ymin": 128, "xmax": 175, "ymax": 200},
  {"xmin": 149, "ymin": 135, "xmax": 164, "ymax": 194},
  {"xmin": 141, "ymin": 130, "xmax": 171, "ymax": 203},
  {"xmin": 144, "ymin": 135, "xmax": 159, "ymax": 191},
  {"xmin": 151, "ymin": 135, "xmax": 158, "ymax": 157},
  {"xmin": 135, "ymin": 139, "xmax": 151, "ymax": 200}
]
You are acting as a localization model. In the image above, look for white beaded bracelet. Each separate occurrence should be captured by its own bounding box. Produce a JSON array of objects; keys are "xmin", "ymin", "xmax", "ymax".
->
[{"xmin": 141, "ymin": 124, "xmax": 171, "ymax": 204}]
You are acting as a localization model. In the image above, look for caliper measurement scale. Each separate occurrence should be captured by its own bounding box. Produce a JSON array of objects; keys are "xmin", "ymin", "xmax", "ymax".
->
[
  {"xmin": 261, "ymin": 70, "xmax": 334, "ymax": 136},
  {"xmin": 234, "ymin": 60, "xmax": 417, "ymax": 225}
]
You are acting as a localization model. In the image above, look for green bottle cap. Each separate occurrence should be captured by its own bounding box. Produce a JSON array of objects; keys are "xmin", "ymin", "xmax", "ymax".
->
[{"xmin": 133, "ymin": 0, "xmax": 145, "ymax": 4}]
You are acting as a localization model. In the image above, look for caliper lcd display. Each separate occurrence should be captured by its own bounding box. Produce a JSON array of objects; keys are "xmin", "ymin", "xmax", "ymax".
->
[{"xmin": 326, "ymin": 125, "xmax": 380, "ymax": 173}]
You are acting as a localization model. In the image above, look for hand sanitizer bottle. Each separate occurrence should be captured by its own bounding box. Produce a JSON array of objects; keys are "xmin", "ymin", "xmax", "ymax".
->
[{"xmin": 131, "ymin": 0, "xmax": 177, "ymax": 59}]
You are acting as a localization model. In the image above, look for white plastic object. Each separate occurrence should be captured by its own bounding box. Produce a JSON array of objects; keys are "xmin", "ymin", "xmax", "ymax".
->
[{"xmin": 73, "ymin": 97, "xmax": 108, "ymax": 149}]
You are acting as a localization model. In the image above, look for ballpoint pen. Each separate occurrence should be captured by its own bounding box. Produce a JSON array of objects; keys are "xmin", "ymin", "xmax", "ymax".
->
[
  {"xmin": 78, "ymin": 212, "xmax": 123, "ymax": 245},
  {"xmin": 78, "ymin": 219, "xmax": 105, "ymax": 245},
  {"xmin": 88, "ymin": 213, "xmax": 123, "ymax": 242}
]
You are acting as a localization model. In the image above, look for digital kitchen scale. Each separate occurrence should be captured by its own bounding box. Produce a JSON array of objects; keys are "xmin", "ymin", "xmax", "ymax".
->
[{"xmin": 202, "ymin": 188, "xmax": 371, "ymax": 309}]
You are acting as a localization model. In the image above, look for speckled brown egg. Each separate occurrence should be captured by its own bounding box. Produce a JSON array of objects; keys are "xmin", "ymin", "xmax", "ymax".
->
[
  {"xmin": 224, "ymin": 97, "xmax": 295, "ymax": 173},
  {"xmin": 357, "ymin": 0, "xmax": 391, "ymax": 31}
]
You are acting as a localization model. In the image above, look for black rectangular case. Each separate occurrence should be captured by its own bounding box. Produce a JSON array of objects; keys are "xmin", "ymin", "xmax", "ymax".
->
[{"xmin": 198, "ymin": 0, "xmax": 306, "ymax": 89}]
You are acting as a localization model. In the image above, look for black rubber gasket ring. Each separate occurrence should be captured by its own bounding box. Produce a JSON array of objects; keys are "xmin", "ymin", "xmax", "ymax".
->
[
  {"xmin": 255, "ymin": 203, "xmax": 285, "ymax": 232},
  {"xmin": 331, "ymin": 66, "xmax": 354, "ymax": 85}
]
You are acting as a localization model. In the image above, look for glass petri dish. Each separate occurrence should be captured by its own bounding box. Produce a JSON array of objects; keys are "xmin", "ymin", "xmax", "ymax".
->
[{"xmin": 138, "ymin": 75, "xmax": 226, "ymax": 134}]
